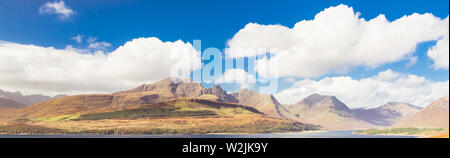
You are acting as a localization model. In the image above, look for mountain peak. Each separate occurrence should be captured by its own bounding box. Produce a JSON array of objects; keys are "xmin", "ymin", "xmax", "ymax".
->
[
  {"xmin": 231, "ymin": 88, "xmax": 289, "ymax": 118},
  {"xmin": 283, "ymin": 93, "xmax": 373, "ymax": 129},
  {"xmin": 0, "ymin": 89, "xmax": 57, "ymax": 106},
  {"xmin": 300, "ymin": 94, "xmax": 342, "ymax": 107},
  {"xmin": 380, "ymin": 102, "xmax": 422, "ymax": 111},
  {"xmin": 160, "ymin": 77, "xmax": 194, "ymax": 83}
]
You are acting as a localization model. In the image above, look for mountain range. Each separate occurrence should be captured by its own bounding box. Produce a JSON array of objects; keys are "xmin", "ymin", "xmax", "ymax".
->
[
  {"xmin": 0, "ymin": 97, "xmax": 27, "ymax": 109},
  {"xmin": 352, "ymin": 102, "xmax": 422, "ymax": 126},
  {"xmin": 282, "ymin": 94, "xmax": 376, "ymax": 129},
  {"xmin": 0, "ymin": 89, "xmax": 64, "ymax": 107},
  {"xmin": 0, "ymin": 77, "xmax": 448, "ymax": 133}
]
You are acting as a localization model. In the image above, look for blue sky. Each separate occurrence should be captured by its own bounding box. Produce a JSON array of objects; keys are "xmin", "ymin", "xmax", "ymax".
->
[
  {"xmin": 0, "ymin": 0, "xmax": 448, "ymax": 50},
  {"xmin": 1, "ymin": 0, "xmax": 448, "ymax": 78},
  {"xmin": 0, "ymin": 0, "xmax": 448, "ymax": 107}
]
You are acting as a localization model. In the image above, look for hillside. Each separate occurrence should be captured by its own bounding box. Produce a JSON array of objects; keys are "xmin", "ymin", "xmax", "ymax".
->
[
  {"xmin": 283, "ymin": 94, "xmax": 375, "ymax": 129},
  {"xmin": 114, "ymin": 78, "xmax": 296, "ymax": 119},
  {"xmin": 19, "ymin": 78, "xmax": 240, "ymax": 119},
  {"xmin": 394, "ymin": 96, "xmax": 449, "ymax": 128},
  {"xmin": 1, "ymin": 78, "xmax": 321, "ymax": 134},
  {"xmin": 352, "ymin": 102, "xmax": 422, "ymax": 126},
  {"xmin": 231, "ymin": 89, "xmax": 295, "ymax": 119},
  {"xmin": 117, "ymin": 78, "xmax": 238, "ymax": 103},
  {"xmin": 3, "ymin": 98, "xmax": 318, "ymax": 134}
]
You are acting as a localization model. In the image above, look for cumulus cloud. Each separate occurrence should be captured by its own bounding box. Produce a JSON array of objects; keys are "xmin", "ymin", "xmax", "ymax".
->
[
  {"xmin": 427, "ymin": 17, "xmax": 449, "ymax": 70},
  {"xmin": 88, "ymin": 42, "xmax": 112, "ymax": 51},
  {"xmin": 87, "ymin": 37, "xmax": 98, "ymax": 43},
  {"xmin": 275, "ymin": 69, "xmax": 449, "ymax": 108},
  {"xmin": 71, "ymin": 35, "xmax": 83, "ymax": 43},
  {"xmin": 0, "ymin": 37, "xmax": 201, "ymax": 95},
  {"xmin": 80, "ymin": 36, "xmax": 112, "ymax": 51},
  {"xmin": 226, "ymin": 4, "xmax": 449, "ymax": 78},
  {"xmin": 216, "ymin": 69, "xmax": 256, "ymax": 89},
  {"xmin": 39, "ymin": 1, "xmax": 74, "ymax": 19}
]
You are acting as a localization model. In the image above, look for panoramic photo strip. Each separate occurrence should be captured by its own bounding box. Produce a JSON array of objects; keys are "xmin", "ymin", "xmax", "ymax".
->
[{"xmin": 0, "ymin": 0, "xmax": 448, "ymax": 156}]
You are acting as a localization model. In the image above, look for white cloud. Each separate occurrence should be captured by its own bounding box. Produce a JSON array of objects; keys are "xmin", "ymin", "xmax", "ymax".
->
[
  {"xmin": 226, "ymin": 4, "xmax": 449, "ymax": 78},
  {"xmin": 39, "ymin": 1, "xmax": 74, "ymax": 19},
  {"xmin": 88, "ymin": 42, "xmax": 112, "ymax": 50},
  {"xmin": 375, "ymin": 69, "xmax": 400, "ymax": 81},
  {"xmin": 0, "ymin": 37, "xmax": 201, "ymax": 95},
  {"xmin": 81, "ymin": 36, "xmax": 112, "ymax": 51},
  {"xmin": 217, "ymin": 69, "xmax": 256, "ymax": 89},
  {"xmin": 427, "ymin": 17, "xmax": 449, "ymax": 70},
  {"xmin": 87, "ymin": 37, "xmax": 98, "ymax": 43},
  {"xmin": 282, "ymin": 77, "xmax": 296, "ymax": 83},
  {"xmin": 275, "ymin": 69, "xmax": 449, "ymax": 108},
  {"xmin": 71, "ymin": 35, "xmax": 83, "ymax": 43},
  {"xmin": 405, "ymin": 56, "xmax": 418, "ymax": 67}
]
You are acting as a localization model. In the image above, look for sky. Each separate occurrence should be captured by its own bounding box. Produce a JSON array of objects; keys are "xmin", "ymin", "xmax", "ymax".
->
[{"xmin": 0, "ymin": 0, "xmax": 448, "ymax": 108}]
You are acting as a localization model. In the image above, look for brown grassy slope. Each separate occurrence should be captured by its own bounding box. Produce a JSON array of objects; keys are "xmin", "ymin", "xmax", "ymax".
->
[
  {"xmin": 18, "ymin": 91, "xmax": 177, "ymax": 119},
  {"xmin": 394, "ymin": 96, "xmax": 449, "ymax": 128},
  {"xmin": 26, "ymin": 114, "xmax": 315, "ymax": 134},
  {"xmin": 2, "ymin": 98, "xmax": 319, "ymax": 134}
]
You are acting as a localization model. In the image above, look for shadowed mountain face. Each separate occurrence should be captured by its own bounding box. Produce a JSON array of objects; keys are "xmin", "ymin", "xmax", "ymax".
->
[
  {"xmin": 0, "ymin": 89, "xmax": 64, "ymax": 106},
  {"xmin": 283, "ymin": 94, "xmax": 375, "ymax": 129},
  {"xmin": 394, "ymin": 96, "xmax": 449, "ymax": 128},
  {"xmin": 352, "ymin": 102, "xmax": 422, "ymax": 126},
  {"xmin": 231, "ymin": 89, "xmax": 294, "ymax": 118},
  {"xmin": 118, "ymin": 78, "xmax": 238, "ymax": 103},
  {"xmin": 0, "ymin": 97, "xmax": 27, "ymax": 108}
]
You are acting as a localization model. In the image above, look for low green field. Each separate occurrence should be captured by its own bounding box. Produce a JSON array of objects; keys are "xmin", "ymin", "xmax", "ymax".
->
[
  {"xmin": 0, "ymin": 123, "xmax": 66, "ymax": 134},
  {"xmin": 76, "ymin": 108, "xmax": 216, "ymax": 120},
  {"xmin": 355, "ymin": 128, "xmax": 446, "ymax": 135},
  {"xmin": 0, "ymin": 118, "xmax": 320, "ymax": 135}
]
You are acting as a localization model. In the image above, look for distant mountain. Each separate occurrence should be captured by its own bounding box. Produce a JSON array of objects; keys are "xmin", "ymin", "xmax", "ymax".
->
[
  {"xmin": 116, "ymin": 78, "xmax": 296, "ymax": 119},
  {"xmin": 9, "ymin": 77, "xmax": 445, "ymax": 131},
  {"xmin": 231, "ymin": 89, "xmax": 294, "ymax": 118},
  {"xmin": 0, "ymin": 97, "xmax": 27, "ymax": 108},
  {"xmin": 20, "ymin": 78, "xmax": 240, "ymax": 118},
  {"xmin": 117, "ymin": 78, "xmax": 238, "ymax": 103},
  {"xmin": 21, "ymin": 78, "xmax": 294, "ymax": 119},
  {"xmin": 394, "ymin": 96, "xmax": 449, "ymax": 128},
  {"xmin": 352, "ymin": 102, "xmax": 422, "ymax": 126},
  {"xmin": 282, "ymin": 94, "xmax": 375, "ymax": 129},
  {"xmin": 0, "ymin": 89, "xmax": 63, "ymax": 106}
]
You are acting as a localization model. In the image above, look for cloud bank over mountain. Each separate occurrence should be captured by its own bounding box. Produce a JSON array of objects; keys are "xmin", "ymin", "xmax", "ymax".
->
[
  {"xmin": 275, "ymin": 69, "xmax": 449, "ymax": 108},
  {"xmin": 0, "ymin": 37, "xmax": 201, "ymax": 95}
]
